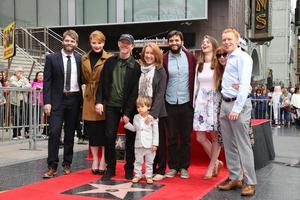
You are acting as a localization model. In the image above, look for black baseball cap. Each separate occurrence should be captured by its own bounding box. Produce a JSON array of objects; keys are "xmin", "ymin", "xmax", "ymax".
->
[{"xmin": 118, "ymin": 34, "xmax": 134, "ymax": 44}]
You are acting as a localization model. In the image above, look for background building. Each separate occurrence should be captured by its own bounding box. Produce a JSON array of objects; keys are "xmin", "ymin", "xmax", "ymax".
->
[{"xmin": 1, "ymin": 0, "xmax": 297, "ymax": 86}]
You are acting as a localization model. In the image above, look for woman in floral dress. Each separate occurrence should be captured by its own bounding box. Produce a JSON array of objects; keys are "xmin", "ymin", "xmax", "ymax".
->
[{"xmin": 193, "ymin": 35, "xmax": 223, "ymax": 179}]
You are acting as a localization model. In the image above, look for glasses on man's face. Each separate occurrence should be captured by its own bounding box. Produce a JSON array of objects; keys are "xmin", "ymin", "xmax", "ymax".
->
[{"xmin": 216, "ymin": 52, "xmax": 227, "ymax": 59}]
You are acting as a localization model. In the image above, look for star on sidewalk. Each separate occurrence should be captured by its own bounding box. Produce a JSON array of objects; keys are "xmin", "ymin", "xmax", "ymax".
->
[
  {"xmin": 115, "ymin": 136, "xmax": 125, "ymax": 149},
  {"xmin": 77, "ymin": 182, "xmax": 154, "ymax": 199}
]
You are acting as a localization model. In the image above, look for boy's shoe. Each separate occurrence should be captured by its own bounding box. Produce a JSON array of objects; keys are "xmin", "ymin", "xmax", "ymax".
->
[
  {"xmin": 165, "ymin": 169, "xmax": 177, "ymax": 178},
  {"xmin": 180, "ymin": 168, "xmax": 189, "ymax": 179},
  {"xmin": 153, "ymin": 174, "xmax": 165, "ymax": 181},
  {"xmin": 146, "ymin": 177, "xmax": 154, "ymax": 184},
  {"xmin": 132, "ymin": 176, "xmax": 141, "ymax": 183}
]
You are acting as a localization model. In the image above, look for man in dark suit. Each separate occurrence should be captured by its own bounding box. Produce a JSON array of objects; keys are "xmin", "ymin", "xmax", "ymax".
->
[{"xmin": 43, "ymin": 30, "xmax": 82, "ymax": 178}]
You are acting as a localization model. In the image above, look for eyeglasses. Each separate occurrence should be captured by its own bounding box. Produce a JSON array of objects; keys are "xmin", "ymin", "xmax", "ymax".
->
[{"xmin": 216, "ymin": 53, "xmax": 227, "ymax": 59}]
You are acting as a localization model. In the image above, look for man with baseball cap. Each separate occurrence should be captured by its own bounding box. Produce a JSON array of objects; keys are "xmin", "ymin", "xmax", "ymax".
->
[{"xmin": 95, "ymin": 34, "xmax": 141, "ymax": 181}]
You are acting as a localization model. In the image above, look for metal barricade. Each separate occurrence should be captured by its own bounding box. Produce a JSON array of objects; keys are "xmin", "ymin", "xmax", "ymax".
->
[
  {"xmin": 0, "ymin": 87, "xmax": 48, "ymax": 149},
  {"xmin": 251, "ymin": 98, "xmax": 293, "ymax": 126}
]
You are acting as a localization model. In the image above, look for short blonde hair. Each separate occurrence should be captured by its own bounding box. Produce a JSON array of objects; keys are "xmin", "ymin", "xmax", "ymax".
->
[
  {"xmin": 63, "ymin": 30, "xmax": 79, "ymax": 42},
  {"xmin": 222, "ymin": 28, "xmax": 240, "ymax": 41},
  {"xmin": 136, "ymin": 96, "xmax": 152, "ymax": 108}
]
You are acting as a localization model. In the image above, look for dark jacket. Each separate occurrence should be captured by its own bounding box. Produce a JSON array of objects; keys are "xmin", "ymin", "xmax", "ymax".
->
[
  {"xmin": 163, "ymin": 48, "xmax": 196, "ymax": 104},
  {"xmin": 43, "ymin": 51, "xmax": 82, "ymax": 110},
  {"xmin": 149, "ymin": 67, "xmax": 168, "ymax": 118},
  {"xmin": 95, "ymin": 55, "xmax": 141, "ymax": 118}
]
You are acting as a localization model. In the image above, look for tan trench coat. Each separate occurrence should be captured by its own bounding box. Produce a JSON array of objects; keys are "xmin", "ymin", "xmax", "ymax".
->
[{"xmin": 81, "ymin": 50, "xmax": 111, "ymax": 121}]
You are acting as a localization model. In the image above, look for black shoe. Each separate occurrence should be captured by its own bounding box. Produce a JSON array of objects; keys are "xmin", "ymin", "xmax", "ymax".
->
[
  {"xmin": 91, "ymin": 169, "xmax": 99, "ymax": 175},
  {"xmin": 99, "ymin": 170, "xmax": 106, "ymax": 175},
  {"xmin": 125, "ymin": 170, "xmax": 133, "ymax": 180},
  {"xmin": 101, "ymin": 170, "xmax": 115, "ymax": 181}
]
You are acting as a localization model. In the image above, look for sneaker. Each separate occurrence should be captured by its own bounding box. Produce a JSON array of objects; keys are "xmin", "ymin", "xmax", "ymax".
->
[
  {"xmin": 12, "ymin": 137, "xmax": 19, "ymax": 140},
  {"xmin": 153, "ymin": 174, "xmax": 165, "ymax": 181},
  {"xmin": 180, "ymin": 168, "xmax": 189, "ymax": 179},
  {"xmin": 146, "ymin": 177, "xmax": 154, "ymax": 184},
  {"xmin": 165, "ymin": 169, "xmax": 177, "ymax": 178},
  {"xmin": 132, "ymin": 176, "xmax": 141, "ymax": 183},
  {"xmin": 18, "ymin": 136, "xmax": 25, "ymax": 139}
]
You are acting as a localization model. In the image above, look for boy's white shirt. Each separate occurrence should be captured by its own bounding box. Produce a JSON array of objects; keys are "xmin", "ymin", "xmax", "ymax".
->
[{"xmin": 124, "ymin": 114, "xmax": 159, "ymax": 148}]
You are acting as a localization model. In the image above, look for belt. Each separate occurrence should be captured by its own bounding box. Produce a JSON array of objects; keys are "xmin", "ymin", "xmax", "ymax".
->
[
  {"xmin": 222, "ymin": 96, "xmax": 237, "ymax": 102},
  {"xmin": 222, "ymin": 95, "xmax": 251, "ymax": 102},
  {"xmin": 63, "ymin": 91, "xmax": 80, "ymax": 96}
]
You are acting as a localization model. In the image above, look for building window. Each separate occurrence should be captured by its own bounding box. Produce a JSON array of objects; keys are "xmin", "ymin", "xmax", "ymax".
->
[
  {"xmin": 15, "ymin": 0, "xmax": 37, "ymax": 27},
  {"xmin": 84, "ymin": 0, "xmax": 108, "ymax": 24},
  {"xmin": 38, "ymin": 0, "xmax": 60, "ymax": 26},
  {"xmin": 0, "ymin": 0, "xmax": 14, "ymax": 28},
  {"xmin": 133, "ymin": 0, "xmax": 158, "ymax": 21}
]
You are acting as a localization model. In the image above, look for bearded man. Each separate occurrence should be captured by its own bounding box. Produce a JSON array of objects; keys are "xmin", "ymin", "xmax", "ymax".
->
[
  {"xmin": 43, "ymin": 30, "xmax": 82, "ymax": 178},
  {"xmin": 162, "ymin": 30, "xmax": 196, "ymax": 179}
]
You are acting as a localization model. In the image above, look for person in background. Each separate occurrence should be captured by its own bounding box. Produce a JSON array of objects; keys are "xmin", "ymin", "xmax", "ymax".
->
[
  {"xmin": 95, "ymin": 34, "xmax": 141, "ymax": 181},
  {"xmin": 43, "ymin": 30, "xmax": 82, "ymax": 178},
  {"xmin": 290, "ymin": 87, "xmax": 300, "ymax": 128},
  {"xmin": 163, "ymin": 30, "xmax": 196, "ymax": 179},
  {"xmin": 124, "ymin": 96, "xmax": 158, "ymax": 184},
  {"xmin": 0, "ymin": 72, "xmax": 7, "ymax": 127},
  {"xmin": 137, "ymin": 42, "xmax": 167, "ymax": 181},
  {"xmin": 193, "ymin": 35, "xmax": 223, "ymax": 179},
  {"xmin": 217, "ymin": 28, "xmax": 256, "ymax": 196},
  {"xmin": 272, "ymin": 85, "xmax": 282, "ymax": 125},
  {"xmin": 279, "ymin": 88, "xmax": 292, "ymax": 126},
  {"xmin": 266, "ymin": 69, "xmax": 273, "ymax": 90},
  {"xmin": 31, "ymin": 71, "xmax": 45, "ymax": 137},
  {"xmin": 9, "ymin": 67, "xmax": 31, "ymax": 140},
  {"xmin": 81, "ymin": 30, "xmax": 110, "ymax": 175}
]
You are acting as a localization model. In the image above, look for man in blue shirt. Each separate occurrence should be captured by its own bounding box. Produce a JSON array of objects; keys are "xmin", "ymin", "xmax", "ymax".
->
[
  {"xmin": 217, "ymin": 28, "xmax": 256, "ymax": 196},
  {"xmin": 163, "ymin": 30, "xmax": 196, "ymax": 179}
]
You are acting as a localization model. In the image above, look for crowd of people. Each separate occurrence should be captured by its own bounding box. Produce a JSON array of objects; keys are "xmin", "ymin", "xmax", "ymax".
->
[
  {"xmin": 250, "ymin": 83, "xmax": 300, "ymax": 128},
  {"xmin": 2, "ymin": 27, "xmax": 300, "ymax": 197}
]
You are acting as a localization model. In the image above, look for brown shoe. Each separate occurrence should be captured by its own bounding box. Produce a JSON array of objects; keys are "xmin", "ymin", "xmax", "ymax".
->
[
  {"xmin": 241, "ymin": 185, "xmax": 256, "ymax": 196},
  {"xmin": 43, "ymin": 168, "xmax": 57, "ymax": 178},
  {"xmin": 218, "ymin": 179, "xmax": 243, "ymax": 190},
  {"xmin": 63, "ymin": 165, "xmax": 72, "ymax": 175}
]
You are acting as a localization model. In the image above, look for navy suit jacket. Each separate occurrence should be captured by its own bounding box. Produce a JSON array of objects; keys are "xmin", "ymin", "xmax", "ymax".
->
[{"xmin": 43, "ymin": 51, "xmax": 82, "ymax": 111}]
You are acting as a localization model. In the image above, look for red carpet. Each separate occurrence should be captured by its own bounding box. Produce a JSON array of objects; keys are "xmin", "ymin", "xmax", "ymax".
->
[
  {"xmin": 0, "ymin": 130, "xmax": 229, "ymax": 200},
  {"xmin": 0, "ymin": 120, "xmax": 269, "ymax": 199},
  {"xmin": 0, "ymin": 162, "xmax": 228, "ymax": 200}
]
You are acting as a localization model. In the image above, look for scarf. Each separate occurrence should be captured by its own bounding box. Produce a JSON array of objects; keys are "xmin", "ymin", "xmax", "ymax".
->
[{"xmin": 138, "ymin": 64, "xmax": 155, "ymax": 97}]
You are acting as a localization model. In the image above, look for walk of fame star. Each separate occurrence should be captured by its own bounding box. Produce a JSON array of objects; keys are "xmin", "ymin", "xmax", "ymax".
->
[
  {"xmin": 62, "ymin": 179, "xmax": 164, "ymax": 199},
  {"xmin": 78, "ymin": 182, "xmax": 153, "ymax": 199},
  {"xmin": 115, "ymin": 136, "xmax": 125, "ymax": 149}
]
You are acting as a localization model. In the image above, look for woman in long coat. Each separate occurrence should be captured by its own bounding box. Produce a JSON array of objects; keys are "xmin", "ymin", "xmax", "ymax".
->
[{"xmin": 82, "ymin": 30, "xmax": 111, "ymax": 174}]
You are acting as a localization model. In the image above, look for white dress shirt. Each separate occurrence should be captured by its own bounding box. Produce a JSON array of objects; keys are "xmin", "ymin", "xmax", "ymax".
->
[
  {"xmin": 61, "ymin": 49, "xmax": 79, "ymax": 92},
  {"xmin": 221, "ymin": 48, "xmax": 252, "ymax": 113}
]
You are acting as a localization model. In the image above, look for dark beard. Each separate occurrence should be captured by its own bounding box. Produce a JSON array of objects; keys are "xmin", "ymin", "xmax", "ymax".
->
[{"xmin": 170, "ymin": 46, "xmax": 182, "ymax": 54}]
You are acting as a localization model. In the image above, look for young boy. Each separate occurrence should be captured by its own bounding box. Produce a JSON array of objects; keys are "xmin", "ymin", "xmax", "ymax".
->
[{"xmin": 124, "ymin": 96, "xmax": 159, "ymax": 184}]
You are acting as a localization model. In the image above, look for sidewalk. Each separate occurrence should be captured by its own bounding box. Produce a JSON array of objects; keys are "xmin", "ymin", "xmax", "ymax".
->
[{"xmin": 0, "ymin": 137, "xmax": 88, "ymax": 167}]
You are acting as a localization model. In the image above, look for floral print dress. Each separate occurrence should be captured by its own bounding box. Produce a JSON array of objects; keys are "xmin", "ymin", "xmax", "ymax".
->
[{"xmin": 193, "ymin": 63, "xmax": 221, "ymax": 132}]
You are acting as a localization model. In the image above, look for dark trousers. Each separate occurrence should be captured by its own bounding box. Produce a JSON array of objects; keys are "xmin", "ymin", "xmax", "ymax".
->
[
  {"xmin": 11, "ymin": 102, "xmax": 29, "ymax": 138},
  {"xmin": 105, "ymin": 106, "xmax": 135, "ymax": 173},
  {"xmin": 166, "ymin": 102, "xmax": 193, "ymax": 170},
  {"xmin": 47, "ymin": 94, "xmax": 80, "ymax": 169},
  {"xmin": 153, "ymin": 117, "xmax": 167, "ymax": 175}
]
